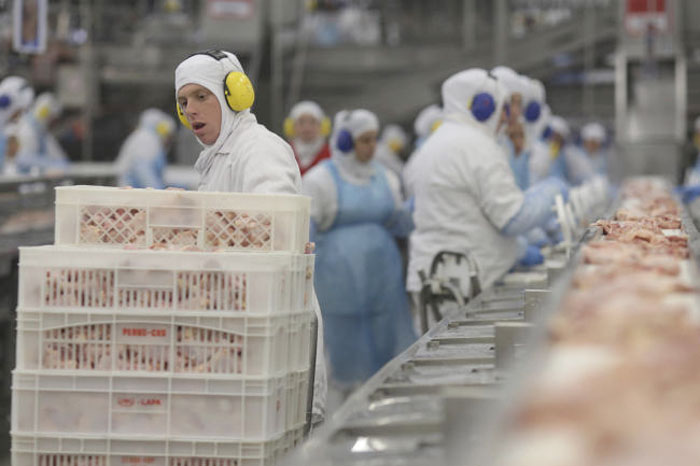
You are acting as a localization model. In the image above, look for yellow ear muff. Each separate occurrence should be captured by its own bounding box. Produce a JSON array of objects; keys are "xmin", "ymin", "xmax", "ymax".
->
[
  {"xmin": 430, "ymin": 119, "xmax": 443, "ymax": 133},
  {"xmin": 223, "ymin": 71, "xmax": 255, "ymax": 112},
  {"xmin": 156, "ymin": 121, "xmax": 171, "ymax": 138},
  {"xmin": 36, "ymin": 105, "xmax": 50, "ymax": 122},
  {"xmin": 283, "ymin": 117, "xmax": 295, "ymax": 139},
  {"xmin": 176, "ymin": 102, "xmax": 191, "ymax": 129},
  {"xmin": 321, "ymin": 116, "xmax": 331, "ymax": 137},
  {"xmin": 388, "ymin": 140, "xmax": 403, "ymax": 153}
]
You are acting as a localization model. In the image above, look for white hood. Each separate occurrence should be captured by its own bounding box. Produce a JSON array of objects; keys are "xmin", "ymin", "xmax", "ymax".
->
[{"xmin": 441, "ymin": 68, "xmax": 508, "ymax": 136}]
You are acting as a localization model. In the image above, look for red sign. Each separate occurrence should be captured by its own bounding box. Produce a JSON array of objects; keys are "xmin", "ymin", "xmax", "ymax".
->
[{"xmin": 625, "ymin": 0, "xmax": 669, "ymax": 36}]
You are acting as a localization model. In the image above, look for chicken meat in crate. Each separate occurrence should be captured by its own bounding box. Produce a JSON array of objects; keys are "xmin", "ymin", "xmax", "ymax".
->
[
  {"xmin": 54, "ymin": 186, "xmax": 310, "ymax": 254},
  {"xmin": 18, "ymin": 246, "xmax": 315, "ymax": 316},
  {"xmin": 12, "ymin": 430, "xmax": 296, "ymax": 466}
]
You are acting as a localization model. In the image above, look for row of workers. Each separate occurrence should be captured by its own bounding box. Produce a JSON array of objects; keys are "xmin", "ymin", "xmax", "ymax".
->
[{"xmin": 0, "ymin": 52, "xmax": 612, "ymax": 414}]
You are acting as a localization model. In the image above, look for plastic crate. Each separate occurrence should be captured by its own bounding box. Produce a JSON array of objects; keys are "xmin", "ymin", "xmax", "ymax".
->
[
  {"xmin": 12, "ymin": 370, "xmax": 309, "ymax": 441},
  {"xmin": 284, "ymin": 371, "xmax": 309, "ymax": 432},
  {"xmin": 54, "ymin": 186, "xmax": 310, "ymax": 253},
  {"xmin": 16, "ymin": 308, "xmax": 313, "ymax": 377},
  {"xmin": 19, "ymin": 246, "xmax": 315, "ymax": 315},
  {"xmin": 12, "ymin": 432, "xmax": 296, "ymax": 466}
]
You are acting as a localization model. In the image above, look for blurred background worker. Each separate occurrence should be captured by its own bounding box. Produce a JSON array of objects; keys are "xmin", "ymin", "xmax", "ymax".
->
[
  {"xmin": 407, "ymin": 69, "xmax": 568, "ymax": 302},
  {"xmin": 115, "ymin": 108, "xmax": 175, "ymax": 189},
  {"xmin": 374, "ymin": 123, "xmax": 409, "ymax": 181},
  {"xmin": 579, "ymin": 122, "xmax": 609, "ymax": 177},
  {"xmin": 403, "ymin": 103, "xmax": 443, "ymax": 199},
  {"xmin": 303, "ymin": 108, "xmax": 415, "ymax": 399},
  {"xmin": 0, "ymin": 76, "xmax": 34, "ymax": 174},
  {"xmin": 15, "ymin": 92, "xmax": 69, "ymax": 175},
  {"xmin": 284, "ymin": 100, "xmax": 331, "ymax": 175}
]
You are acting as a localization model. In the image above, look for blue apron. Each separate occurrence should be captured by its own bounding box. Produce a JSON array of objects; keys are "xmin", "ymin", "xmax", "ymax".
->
[{"xmin": 314, "ymin": 160, "xmax": 416, "ymax": 388}]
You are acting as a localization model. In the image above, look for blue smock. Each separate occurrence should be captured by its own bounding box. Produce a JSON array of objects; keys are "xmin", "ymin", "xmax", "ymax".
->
[
  {"xmin": 123, "ymin": 147, "xmax": 167, "ymax": 189},
  {"xmin": 314, "ymin": 160, "xmax": 416, "ymax": 388}
]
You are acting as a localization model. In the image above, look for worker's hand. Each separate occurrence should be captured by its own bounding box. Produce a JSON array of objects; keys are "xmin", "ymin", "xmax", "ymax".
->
[
  {"xmin": 305, "ymin": 242, "xmax": 316, "ymax": 254},
  {"xmin": 518, "ymin": 245, "xmax": 544, "ymax": 267},
  {"xmin": 676, "ymin": 185, "xmax": 700, "ymax": 204}
]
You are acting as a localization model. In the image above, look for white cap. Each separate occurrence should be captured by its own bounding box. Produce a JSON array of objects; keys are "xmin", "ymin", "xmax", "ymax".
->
[
  {"xmin": 32, "ymin": 92, "xmax": 62, "ymax": 126},
  {"xmin": 442, "ymin": 68, "xmax": 508, "ymax": 135},
  {"xmin": 549, "ymin": 116, "xmax": 570, "ymax": 138},
  {"xmin": 343, "ymin": 109, "xmax": 380, "ymax": 139},
  {"xmin": 581, "ymin": 122, "xmax": 606, "ymax": 143},
  {"xmin": 413, "ymin": 104, "xmax": 443, "ymax": 138},
  {"xmin": 139, "ymin": 108, "xmax": 176, "ymax": 137},
  {"xmin": 0, "ymin": 76, "xmax": 34, "ymax": 125},
  {"xmin": 289, "ymin": 100, "xmax": 324, "ymax": 122},
  {"xmin": 491, "ymin": 66, "xmax": 527, "ymax": 97}
]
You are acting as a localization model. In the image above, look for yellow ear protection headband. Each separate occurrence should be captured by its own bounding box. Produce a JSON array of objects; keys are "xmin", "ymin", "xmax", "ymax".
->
[
  {"xmin": 283, "ymin": 115, "xmax": 331, "ymax": 139},
  {"xmin": 156, "ymin": 121, "xmax": 172, "ymax": 138},
  {"xmin": 36, "ymin": 104, "xmax": 50, "ymax": 122},
  {"xmin": 176, "ymin": 49, "xmax": 255, "ymax": 129}
]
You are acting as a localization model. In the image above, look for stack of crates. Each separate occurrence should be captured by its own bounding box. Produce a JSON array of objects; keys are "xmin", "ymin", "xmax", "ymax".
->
[{"xmin": 11, "ymin": 186, "xmax": 316, "ymax": 466}]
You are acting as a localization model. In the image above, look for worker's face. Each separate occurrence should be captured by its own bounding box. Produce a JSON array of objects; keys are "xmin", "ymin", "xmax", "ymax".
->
[
  {"xmin": 354, "ymin": 130, "xmax": 378, "ymax": 163},
  {"xmin": 584, "ymin": 139, "xmax": 601, "ymax": 155},
  {"xmin": 509, "ymin": 93, "xmax": 523, "ymax": 122},
  {"xmin": 508, "ymin": 123, "xmax": 525, "ymax": 155},
  {"xmin": 177, "ymin": 84, "xmax": 222, "ymax": 145},
  {"xmin": 294, "ymin": 114, "xmax": 322, "ymax": 143}
]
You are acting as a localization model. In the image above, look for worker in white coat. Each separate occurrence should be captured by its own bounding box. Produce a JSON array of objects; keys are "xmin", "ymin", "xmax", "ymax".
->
[
  {"xmin": 284, "ymin": 100, "xmax": 331, "ymax": 176},
  {"xmin": 175, "ymin": 49, "xmax": 327, "ymax": 422},
  {"xmin": 0, "ymin": 76, "xmax": 34, "ymax": 174},
  {"xmin": 116, "ymin": 108, "xmax": 175, "ymax": 188},
  {"xmin": 580, "ymin": 122, "xmax": 608, "ymax": 176},
  {"xmin": 406, "ymin": 69, "xmax": 568, "ymax": 298},
  {"xmin": 303, "ymin": 108, "xmax": 415, "ymax": 397},
  {"xmin": 15, "ymin": 92, "xmax": 69, "ymax": 174},
  {"xmin": 403, "ymin": 104, "xmax": 443, "ymax": 199},
  {"xmin": 375, "ymin": 123, "xmax": 409, "ymax": 181}
]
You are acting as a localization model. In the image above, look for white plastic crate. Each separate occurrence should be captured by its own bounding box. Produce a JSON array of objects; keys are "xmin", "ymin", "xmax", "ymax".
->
[
  {"xmin": 54, "ymin": 186, "xmax": 310, "ymax": 253},
  {"xmin": 284, "ymin": 371, "xmax": 309, "ymax": 432},
  {"xmin": 12, "ymin": 370, "xmax": 309, "ymax": 441},
  {"xmin": 16, "ymin": 308, "xmax": 313, "ymax": 376},
  {"xmin": 19, "ymin": 246, "xmax": 315, "ymax": 315},
  {"xmin": 12, "ymin": 432, "xmax": 296, "ymax": 466}
]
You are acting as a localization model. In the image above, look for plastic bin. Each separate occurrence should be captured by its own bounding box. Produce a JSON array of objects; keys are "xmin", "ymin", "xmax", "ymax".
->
[
  {"xmin": 54, "ymin": 186, "xmax": 310, "ymax": 253},
  {"xmin": 12, "ymin": 370, "xmax": 309, "ymax": 441},
  {"xmin": 11, "ymin": 431, "xmax": 295, "ymax": 466},
  {"xmin": 15, "ymin": 308, "xmax": 313, "ymax": 376},
  {"xmin": 19, "ymin": 246, "xmax": 315, "ymax": 315}
]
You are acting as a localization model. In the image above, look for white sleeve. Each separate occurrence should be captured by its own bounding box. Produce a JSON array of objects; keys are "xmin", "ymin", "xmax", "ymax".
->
[
  {"xmin": 302, "ymin": 165, "xmax": 338, "ymax": 232},
  {"xmin": 402, "ymin": 150, "xmax": 421, "ymax": 199},
  {"xmin": 384, "ymin": 168, "xmax": 404, "ymax": 208}
]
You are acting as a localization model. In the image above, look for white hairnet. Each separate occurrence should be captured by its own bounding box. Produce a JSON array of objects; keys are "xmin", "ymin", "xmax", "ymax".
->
[
  {"xmin": 549, "ymin": 116, "xmax": 570, "ymax": 138},
  {"xmin": 0, "ymin": 76, "xmax": 34, "ymax": 125},
  {"xmin": 581, "ymin": 122, "xmax": 606, "ymax": 143},
  {"xmin": 175, "ymin": 50, "xmax": 246, "ymax": 148},
  {"xmin": 694, "ymin": 115, "xmax": 700, "ymax": 133},
  {"xmin": 381, "ymin": 124, "xmax": 408, "ymax": 149},
  {"xmin": 339, "ymin": 109, "xmax": 380, "ymax": 139},
  {"xmin": 32, "ymin": 92, "xmax": 62, "ymax": 125},
  {"xmin": 491, "ymin": 66, "xmax": 526, "ymax": 97},
  {"xmin": 139, "ymin": 108, "xmax": 176, "ymax": 137},
  {"xmin": 289, "ymin": 100, "xmax": 324, "ymax": 122},
  {"xmin": 413, "ymin": 104, "xmax": 443, "ymax": 139},
  {"xmin": 442, "ymin": 68, "xmax": 508, "ymax": 135},
  {"xmin": 529, "ymin": 78, "xmax": 546, "ymax": 104}
]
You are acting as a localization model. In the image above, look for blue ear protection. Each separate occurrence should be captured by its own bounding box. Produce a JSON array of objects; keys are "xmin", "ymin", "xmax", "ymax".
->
[
  {"xmin": 524, "ymin": 101, "xmax": 541, "ymax": 122},
  {"xmin": 336, "ymin": 129, "xmax": 354, "ymax": 153},
  {"xmin": 0, "ymin": 95, "xmax": 10, "ymax": 109},
  {"xmin": 470, "ymin": 92, "xmax": 496, "ymax": 122},
  {"xmin": 541, "ymin": 125, "xmax": 552, "ymax": 140}
]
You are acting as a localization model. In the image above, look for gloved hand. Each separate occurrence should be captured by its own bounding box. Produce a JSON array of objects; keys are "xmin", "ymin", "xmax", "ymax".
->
[
  {"xmin": 518, "ymin": 245, "xmax": 544, "ymax": 267},
  {"xmin": 526, "ymin": 227, "xmax": 549, "ymax": 248},
  {"xmin": 676, "ymin": 185, "xmax": 700, "ymax": 204},
  {"xmin": 542, "ymin": 176, "xmax": 570, "ymax": 202}
]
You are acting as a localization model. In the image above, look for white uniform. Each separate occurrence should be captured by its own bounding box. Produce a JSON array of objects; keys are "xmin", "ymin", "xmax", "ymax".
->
[
  {"xmin": 403, "ymin": 104, "xmax": 443, "ymax": 199},
  {"xmin": 175, "ymin": 51, "xmax": 326, "ymax": 421},
  {"xmin": 407, "ymin": 69, "xmax": 525, "ymax": 293},
  {"xmin": 374, "ymin": 124, "xmax": 408, "ymax": 181}
]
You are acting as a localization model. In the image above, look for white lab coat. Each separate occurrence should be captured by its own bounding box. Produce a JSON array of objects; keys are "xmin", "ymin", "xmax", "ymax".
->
[
  {"xmin": 195, "ymin": 112, "xmax": 301, "ymax": 194},
  {"xmin": 115, "ymin": 127, "xmax": 164, "ymax": 187},
  {"xmin": 303, "ymin": 152, "xmax": 405, "ymax": 231},
  {"xmin": 194, "ymin": 110, "xmax": 326, "ymax": 422},
  {"xmin": 15, "ymin": 115, "xmax": 68, "ymax": 165},
  {"xmin": 406, "ymin": 114, "xmax": 525, "ymax": 293}
]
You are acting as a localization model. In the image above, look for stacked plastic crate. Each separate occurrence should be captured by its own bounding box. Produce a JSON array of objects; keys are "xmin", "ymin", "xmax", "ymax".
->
[{"xmin": 11, "ymin": 186, "xmax": 315, "ymax": 466}]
